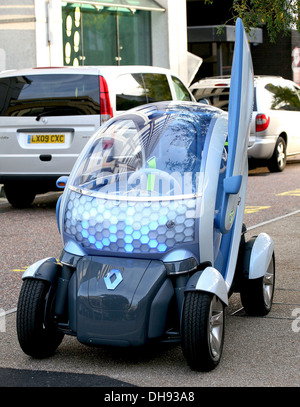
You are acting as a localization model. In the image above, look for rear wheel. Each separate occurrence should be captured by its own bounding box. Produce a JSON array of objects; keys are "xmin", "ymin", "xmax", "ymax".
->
[
  {"xmin": 240, "ymin": 252, "xmax": 275, "ymax": 316},
  {"xmin": 181, "ymin": 292, "xmax": 225, "ymax": 371},
  {"xmin": 17, "ymin": 279, "xmax": 64, "ymax": 358},
  {"xmin": 267, "ymin": 136, "xmax": 286, "ymax": 172},
  {"xmin": 4, "ymin": 183, "xmax": 36, "ymax": 208}
]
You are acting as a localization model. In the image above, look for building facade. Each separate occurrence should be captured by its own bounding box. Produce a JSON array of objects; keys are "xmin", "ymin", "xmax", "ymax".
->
[
  {"xmin": 0, "ymin": 0, "xmax": 191, "ymax": 84},
  {"xmin": 0, "ymin": 0, "xmax": 299, "ymax": 85}
]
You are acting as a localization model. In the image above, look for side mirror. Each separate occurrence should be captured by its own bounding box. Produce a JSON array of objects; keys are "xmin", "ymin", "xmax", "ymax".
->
[{"xmin": 56, "ymin": 176, "xmax": 69, "ymax": 190}]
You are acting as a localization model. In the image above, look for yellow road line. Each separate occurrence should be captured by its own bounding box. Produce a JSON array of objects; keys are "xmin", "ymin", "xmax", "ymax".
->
[
  {"xmin": 11, "ymin": 267, "xmax": 28, "ymax": 272},
  {"xmin": 276, "ymin": 188, "xmax": 300, "ymax": 197},
  {"xmin": 244, "ymin": 206, "xmax": 271, "ymax": 214}
]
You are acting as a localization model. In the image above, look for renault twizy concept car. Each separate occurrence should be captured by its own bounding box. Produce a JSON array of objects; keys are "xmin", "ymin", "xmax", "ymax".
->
[{"xmin": 17, "ymin": 20, "xmax": 275, "ymax": 371}]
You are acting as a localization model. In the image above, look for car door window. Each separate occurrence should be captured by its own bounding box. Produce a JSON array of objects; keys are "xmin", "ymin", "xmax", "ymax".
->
[
  {"xmin": 293, "ymin": 86, "xmax": 300, "ymax": 109},
  {"xmin": 142, "ymin": 73, "xmax": 172, "ymax": 102},
  {"xmin": 115, "ymin": 73, "xmax": 174, "ymax": 111},
  {"xmin": 171, "ymin": 75, "xmax": 192, "ymax": 101},
  {"xmin": 115, "ymin": 73, "xmax": 147, "ymax": 111},
  {"xmin": 264, "ymin": 82, "xmax": 300, "ymax": 111}
]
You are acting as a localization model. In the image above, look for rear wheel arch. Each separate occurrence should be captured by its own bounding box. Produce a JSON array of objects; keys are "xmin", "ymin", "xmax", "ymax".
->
[{"xmin": 279, "ymin": 132, "xmax": 287, "ymax": 146}]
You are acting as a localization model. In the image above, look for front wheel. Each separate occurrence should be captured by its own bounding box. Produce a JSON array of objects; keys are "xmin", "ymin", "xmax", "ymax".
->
[
  {"xmin": 181, "ymin": 292, "xmax": 225, "ymax": 371},
  {"xmin": 16, "ymin": 279, "xmax": 64, "ymax": 358}
]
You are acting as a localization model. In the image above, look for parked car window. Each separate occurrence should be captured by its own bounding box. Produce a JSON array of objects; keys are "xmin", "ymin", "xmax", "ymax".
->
[
  {"xmin": 143, "ymin": 73, "xmax": 172, "ymax": 103},
  {"xmin": 116, "ymin": 73, "xmax": 172, "ymax": 110},
  {"xmin": 264, "ymin": 83, "xmax": 300, "ymax": 111},
  {"xmin": 171, "ymin": 76, "xmax": 192, "ymax": 101},
  {"xmin": 192, "ymin": 87, "xmax": 230, "ymax": 111},
  {"xmin": 115, "ymin": 73, "xmax": 147, "ymax": 111},
  {"xmin": 0, "ymin": 74, "xmax": 100, "ymax": 117}
]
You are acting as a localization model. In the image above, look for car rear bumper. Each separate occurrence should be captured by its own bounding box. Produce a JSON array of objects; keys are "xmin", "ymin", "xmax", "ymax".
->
[
  {"xmin": 247, "ymin": 135, "xmax": 277, "ymax": 160},
  {"xmin": 0, "ymin": 174, "xmax": 65, "ymax": 193}
]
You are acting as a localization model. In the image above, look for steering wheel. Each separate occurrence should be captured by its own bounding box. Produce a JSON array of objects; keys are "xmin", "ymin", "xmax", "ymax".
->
[{"xmin": 127, "ymin": 168, "xmax": 182, "ymax": 195}]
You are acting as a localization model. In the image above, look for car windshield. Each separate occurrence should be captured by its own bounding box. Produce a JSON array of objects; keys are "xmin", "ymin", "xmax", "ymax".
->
[{"xmin": 71, "ymin": 103, "xmax": 219, "ymax": 199}]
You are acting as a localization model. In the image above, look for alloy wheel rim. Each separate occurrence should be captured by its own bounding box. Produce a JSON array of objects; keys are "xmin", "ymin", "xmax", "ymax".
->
[
  {"xmin": 277, "ymin": 142, "xmax": 285, "ymax": 168},
  {"xmin": 208, "ymin": 296, "xmax": 224, "ymax": 360},
  {"xmin": 263, "ymin": 256, "xmax": 275, "ymax": 308}
]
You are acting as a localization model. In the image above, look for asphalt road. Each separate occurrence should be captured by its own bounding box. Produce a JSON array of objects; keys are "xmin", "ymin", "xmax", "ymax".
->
[
  {"xmin": 0, "ymin": 159, "xmax": 299, "ymax": 389},
  {"xmin": 245, "ymin": 156, "xmax": 300, "ymax": 226}
]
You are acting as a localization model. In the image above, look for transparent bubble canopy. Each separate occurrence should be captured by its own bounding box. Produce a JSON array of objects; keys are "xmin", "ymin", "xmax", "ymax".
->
[{"xmin": 63, "ymin": 102, "xmax": 223, "ymax": 255}]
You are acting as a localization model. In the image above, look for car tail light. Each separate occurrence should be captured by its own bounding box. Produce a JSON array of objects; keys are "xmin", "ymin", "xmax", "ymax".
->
[
  {"xmin": 99, "ymin": 76, "xmax": 113, "ymax": 124},
  {"xmin": 256, "ymin": 114, "xmax": 270, "ymax": 132}
]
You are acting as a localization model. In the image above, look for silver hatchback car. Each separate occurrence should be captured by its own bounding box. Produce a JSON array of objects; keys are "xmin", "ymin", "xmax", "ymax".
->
[
  {"xmin": 190, "ymin": 75, "xmax": 300, "ymax": 172},
  {"xmin": 0, "ymin": 66, "xmax": 194, "ymax": 207}
]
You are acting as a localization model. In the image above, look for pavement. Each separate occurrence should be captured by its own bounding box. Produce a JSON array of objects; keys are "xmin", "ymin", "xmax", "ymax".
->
[{"xmin": 0, "ymin": 203, "xmax": 299, "ymax": 388}]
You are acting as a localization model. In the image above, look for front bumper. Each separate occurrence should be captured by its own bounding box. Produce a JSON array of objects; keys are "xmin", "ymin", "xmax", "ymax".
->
[{"xmin": 71, "ymin": 256, "xmax": 174, "ymax": 347}]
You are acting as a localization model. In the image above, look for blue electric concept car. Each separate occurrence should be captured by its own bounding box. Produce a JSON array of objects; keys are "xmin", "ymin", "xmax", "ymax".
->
[{"xmin": 17, "ymin": 20, "xmax": 275, "ymax": 371}]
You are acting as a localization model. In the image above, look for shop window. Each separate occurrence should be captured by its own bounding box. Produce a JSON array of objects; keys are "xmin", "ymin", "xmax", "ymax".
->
[{"xmin": 62, "ymin": 4, "xmax": 151, "ymax": 66}]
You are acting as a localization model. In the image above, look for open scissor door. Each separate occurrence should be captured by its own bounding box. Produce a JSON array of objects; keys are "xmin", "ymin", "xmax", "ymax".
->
[{"xmin": 219, "ymin": 18, "xmax": 254, "ymax": 233}]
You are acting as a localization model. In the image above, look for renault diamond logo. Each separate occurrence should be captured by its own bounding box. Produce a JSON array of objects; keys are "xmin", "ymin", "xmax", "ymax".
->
[{"xmin": 104, "ymin": 269, "xmax": 123, "ymax": 290}]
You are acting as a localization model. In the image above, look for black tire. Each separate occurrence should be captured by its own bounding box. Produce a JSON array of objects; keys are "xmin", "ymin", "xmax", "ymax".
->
[
  {"xmin": 4, "ymin": 184, "xmax": 36, "ymax": 208},
  {"xmin": 17, "ymin": 279, "xmax": 64, "ymax": 358},
  {"xmin": 240, "ymin": 252, "xmax": 275, "ymax": 316},
  {"xmin": 267, "ymin": 136, "xmax": 286, "ymax": 172},
  {"xmin": 181, "ymin": 291, "xmax": 225, "ymax": 372}
]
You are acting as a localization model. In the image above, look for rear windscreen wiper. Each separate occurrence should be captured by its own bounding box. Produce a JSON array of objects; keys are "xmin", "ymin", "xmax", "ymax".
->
[{"xmin": 36, "ymin": 109, "xmax": 64, "ymax": 121}]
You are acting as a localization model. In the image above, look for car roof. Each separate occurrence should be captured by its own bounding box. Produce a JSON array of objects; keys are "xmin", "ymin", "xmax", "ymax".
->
[
  {"xmin": 190, "ymin": 75, "xmax": 285, "ymax": 90},
  {"xmin": 0, "ymin": 65, "xmax": 179, "ymax": 79},
  {"xmin": 190, "ymin": 76, "xmax": 231, "ymax": 90}
]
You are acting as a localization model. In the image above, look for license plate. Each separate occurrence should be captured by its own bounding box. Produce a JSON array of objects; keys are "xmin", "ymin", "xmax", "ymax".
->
[{"xmin": 27, "ymin": 134, "xmax": 65, "ymax": 144}]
